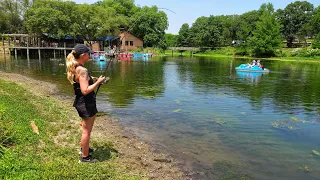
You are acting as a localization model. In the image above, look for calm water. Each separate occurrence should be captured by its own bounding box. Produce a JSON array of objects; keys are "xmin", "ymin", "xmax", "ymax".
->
[{"xmin": 1, "ymin": 55, "xmax": 320, "ymax": 179}]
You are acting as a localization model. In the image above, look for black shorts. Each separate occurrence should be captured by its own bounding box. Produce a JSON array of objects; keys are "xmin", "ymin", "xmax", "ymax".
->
[{"xmin": 73, "ymin": 94, "xmax": 97, "ymax": 120}]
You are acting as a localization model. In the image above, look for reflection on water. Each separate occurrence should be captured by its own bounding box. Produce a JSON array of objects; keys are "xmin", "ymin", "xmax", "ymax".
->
[
  {"xmin": 1, "ymin": 55, "xmax": 320, "ymax": 179},
  {"xmin": 236, "ymin": 71, "xmax": 265, "ymax": 85}
]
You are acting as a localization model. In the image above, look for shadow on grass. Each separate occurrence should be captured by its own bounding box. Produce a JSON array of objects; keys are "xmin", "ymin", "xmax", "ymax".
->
[{"xmin": 91, "ymin": 145, "xmax": 119, "ymax": 162}]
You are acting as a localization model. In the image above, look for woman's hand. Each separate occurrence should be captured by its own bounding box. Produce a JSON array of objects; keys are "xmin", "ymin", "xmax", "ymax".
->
[
  {"xmin": 97, "ymin": 75, "xmax": 106, "ymax": 84},
  {"xmin": 92, "ymin": 76, "xmax": 98, "ymax": 83}
]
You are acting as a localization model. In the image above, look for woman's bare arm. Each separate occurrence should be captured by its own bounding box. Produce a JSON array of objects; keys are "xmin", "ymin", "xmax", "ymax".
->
[{"xmin": 76, "ymin": 67, "xmax": 102, "ymax": 96}]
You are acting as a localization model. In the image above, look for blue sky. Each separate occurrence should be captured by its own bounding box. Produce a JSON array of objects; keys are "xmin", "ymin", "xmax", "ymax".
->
[{"xmin": 74, "ymin": 0, "xmax": 320, "ymax": 34}]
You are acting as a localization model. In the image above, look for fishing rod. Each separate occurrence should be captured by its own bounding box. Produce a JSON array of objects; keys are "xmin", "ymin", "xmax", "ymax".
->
[{"xmin": 95, "ymin": 58, "xmax": 113, "ymax": 95}]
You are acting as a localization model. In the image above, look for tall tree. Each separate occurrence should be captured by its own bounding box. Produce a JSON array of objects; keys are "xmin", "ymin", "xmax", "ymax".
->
[
  {"xmin": 130, "ymin": 5, "xmax": 168, "ymax": 47},
  {"xmin": 248, "ymin": 3, "xmax": 281, "ymax": 57},
  {"xmin": 277, "ymin": 1, "xmax": 314, "ymax": 47},
  {"xmin": 236, "ymin": 10, "xmax": 260, "ymax": 41},
  {"xmin": 310, "ymin": 6, "xmax": 320, "ymax": 35},
  {"xmin": 95, "ymin": 0, "xmax": 136, "ymax": 17},
  {"xmin": 73, "ymin": 4, "xmax": 125, "ymax": 40},
  {"xmin": 164, "ymin": 33, "xmax": 178, "ymax": 47},
  {"xmin": 0, "ymin": 0, "xmax": 24, "ymax": 33},
  {"xmin": 177, "ymin": 23, "xmax": 190, "ymax": 47},
  {"xmin": 24, "ymin": 0, "xmax": 76, "ymax": 36},
  {"xmin": 189, "ymin": 17, "xmax": 208, "ymax": 47}
]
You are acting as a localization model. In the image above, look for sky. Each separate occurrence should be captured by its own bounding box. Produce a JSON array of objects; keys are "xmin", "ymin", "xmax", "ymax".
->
[{"xmin": 74, "ymin": 0, "xmax": 320, "ymax": 34}]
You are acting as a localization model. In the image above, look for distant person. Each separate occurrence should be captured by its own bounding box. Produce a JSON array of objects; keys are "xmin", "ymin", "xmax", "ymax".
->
[
  {"xmin": 256, "ymin": 60, "xmax": 264, "ymax": 70},
  {"xmin": 249, "ymin": 60, "xmax": 256, "ymax": 68},
  {"xmin": 66, "ymin": 44, "xmax": 106, "ymax": 163}
]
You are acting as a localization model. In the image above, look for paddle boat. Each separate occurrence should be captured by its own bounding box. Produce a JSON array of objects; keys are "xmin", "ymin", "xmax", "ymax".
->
[
  {"xmin": 93, "ymin": 53, "xmax": 107, "ymax": 61},
  {"xmin": 133, "ymin": 53, "xmax": 149, "ymax": 58},
  {"xmin": 99, "ymin": 54, "xmax": 106, "ymax": 61},
  {"xmin": 235, "ymin": 64, "xmax": 270, "ymax": 73}
]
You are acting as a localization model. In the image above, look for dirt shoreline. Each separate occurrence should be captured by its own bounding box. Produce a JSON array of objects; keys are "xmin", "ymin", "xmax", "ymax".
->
[{"xmin": 0, "ymin": 71, "xmax": 190, "ymax": 180}]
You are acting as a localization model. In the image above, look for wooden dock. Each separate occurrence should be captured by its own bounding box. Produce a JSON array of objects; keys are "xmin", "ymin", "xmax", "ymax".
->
[{"xmin": 1, "ymin": 34, "xmax": 79, "ymax": 59}]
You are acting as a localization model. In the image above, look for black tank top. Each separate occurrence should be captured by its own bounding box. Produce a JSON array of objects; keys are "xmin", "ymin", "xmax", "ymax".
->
[{"xmin": 73, "ymin": 65, "xmax": 96, "ymax": 107}]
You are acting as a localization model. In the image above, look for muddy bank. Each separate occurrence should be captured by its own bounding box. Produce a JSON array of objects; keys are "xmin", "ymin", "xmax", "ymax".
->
[{"xmin": 0, "ymin": 71, "xmax": 188, "ymax": 180}]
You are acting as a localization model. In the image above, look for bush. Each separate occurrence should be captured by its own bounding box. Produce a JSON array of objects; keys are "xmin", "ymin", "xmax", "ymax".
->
[
  {"xmin": 204, "ymin": 47, "xmax": 235, "ymax": 55},
  {"xmin": 312, "ymin": 33, "xmax": 320, "ymax": 49},
  {"xmin": 275, "ymin": 49, "xmax": 287, "ymax": 57},
  {"xmin": 289, "ymin": 47, "xmax": 320, "ymax": 57},
  {"xmin": 235, "ymin": 46, "xmax": 249, "ymax": 56}
]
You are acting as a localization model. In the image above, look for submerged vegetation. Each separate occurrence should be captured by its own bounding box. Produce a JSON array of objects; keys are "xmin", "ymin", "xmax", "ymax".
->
[
  {"xmin": 272, "ymin": 117, "xmax": 308, "ymax": 131},
  {"xmin": 212, "ymin": 161, "xmax": 252, "ymax": 180}
]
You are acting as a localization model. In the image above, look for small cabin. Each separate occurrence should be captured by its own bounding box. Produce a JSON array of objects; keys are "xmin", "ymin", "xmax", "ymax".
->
[{"xmin": 119, "ymin": 31, "xmax": 143, "ymax": 51}]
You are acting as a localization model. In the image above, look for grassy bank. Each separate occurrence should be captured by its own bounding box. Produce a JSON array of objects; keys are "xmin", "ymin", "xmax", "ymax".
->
[
  {"xmin": 161, "ymin": 47, "xmax": 320, "ymax": 62},
  {"xmin": 0, "ymin": 78, "xmax": 139, "ymax": 179}
]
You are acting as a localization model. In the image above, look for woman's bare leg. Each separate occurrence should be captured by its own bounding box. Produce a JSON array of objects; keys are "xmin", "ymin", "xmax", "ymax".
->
[{"xmin": 81, "ymin": 115, "xmax": 96, "ymax": 158}]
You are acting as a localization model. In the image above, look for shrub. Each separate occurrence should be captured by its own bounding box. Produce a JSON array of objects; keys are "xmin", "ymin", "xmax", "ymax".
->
[
  {"xmin": 289, "ymin": 47, "xmax": 320, "ymax": 57},
  {"xmin": 235, "ymin": 46, "xmax": 249, "ymax": 56},
  {"xmin": 312, "ymin": 33, "xmax": 320, "ymax": 49}
]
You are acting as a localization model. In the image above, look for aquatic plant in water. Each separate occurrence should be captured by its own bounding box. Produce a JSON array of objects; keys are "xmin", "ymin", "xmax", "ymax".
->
[
  {"xmin": 213, "ymin": 161, "xmax": 252, "ymax": 180},
  {"xmin": 299, "ymin": 165, "xmax": 312, "ymax": 173},
  {"xmin": 272, "ymin": 120, "xmax": 297, "ymax": 131},
  {"xmin": 312, "ymin": 150, "xmax": 320, "ymax": 156},
  {"xmin": 290, "ymin": 116, "xmax": 299, "ymax": 122},
  {"xmin": 272, "ymin": 117, "xmax": 309, "ymax": 131},
  {"xmin": 213, "ymin": 118, "xmax": 226, "ymax": 126}
]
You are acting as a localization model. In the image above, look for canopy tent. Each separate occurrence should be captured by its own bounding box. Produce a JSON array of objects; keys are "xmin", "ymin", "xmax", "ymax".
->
[{"xmin": 97, "ymin": 36, "xmax": 119, "ymax": 41}]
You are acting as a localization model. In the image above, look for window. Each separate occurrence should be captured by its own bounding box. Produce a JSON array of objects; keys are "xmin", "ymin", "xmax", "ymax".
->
[
  {"xmin": 125, "ymin": 41, "xmax": 129, "ymax": 46},
  {"xmin": 130, "ymin": 41, "xmax": 134, "ymax": 46}
]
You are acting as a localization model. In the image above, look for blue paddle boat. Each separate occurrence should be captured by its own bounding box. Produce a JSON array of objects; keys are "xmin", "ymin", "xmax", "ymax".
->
[
  {"xmin": 99, "ymin": 54, "xmax": 106, "ymax": 61},
  {"xmin": 235, "ymin": 64, "xmax": 270, "ymax": 73},
  {"xmin": 133, "ymin": 53, "xmax": 149, "ymax": 58}
]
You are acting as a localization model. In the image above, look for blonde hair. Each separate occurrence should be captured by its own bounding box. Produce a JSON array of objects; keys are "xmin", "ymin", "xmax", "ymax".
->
[{"xmin": 66, "ymin": 50, "xmax": 79, "ymax": 84}]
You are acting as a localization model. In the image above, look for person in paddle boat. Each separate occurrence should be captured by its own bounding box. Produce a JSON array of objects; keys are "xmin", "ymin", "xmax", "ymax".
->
[
  {"xmin": 66, "ymin": 44, "xmax": 106, "ymax": 163},
  {"xmin": 248, "ymin": 60, "xmax": 256, "ymax": 68},
  {"xmin": 256, "ymin": 60, "xmax": 264, "ymax": 70}
]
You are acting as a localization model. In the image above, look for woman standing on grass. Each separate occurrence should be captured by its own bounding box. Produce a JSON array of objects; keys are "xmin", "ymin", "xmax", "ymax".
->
[{"xmin": 66, "ymin": 44, "xmax": 105, "ymax": 163}]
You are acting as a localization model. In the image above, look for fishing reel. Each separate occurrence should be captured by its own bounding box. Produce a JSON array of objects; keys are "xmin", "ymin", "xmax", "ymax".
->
[{"xmin": 102, "ymin": 77, "xmax": 110, "ymax": 84}]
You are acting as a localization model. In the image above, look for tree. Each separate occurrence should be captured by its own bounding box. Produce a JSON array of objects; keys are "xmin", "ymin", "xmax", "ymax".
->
[
  {"xmin": 217, "ymin": 15, "xmax": 239, "ymax": 46},
  {"xmin": 0, "ymin": 0, "xmax": 25, "ymax": 33},
  {"xmin": 188, "ymin": 16, "xmax": 224, "ymax": 47},
  {"xmin": 95, "ymin": 0, "xmax": 136, "ymax": 17},
  {"xmin": 130, "ymin": 6, "xmax": 168, "ymax": 47},
  {"xmin": 312, "ymin": 33, "xmax": 320, "ymax": 49},
  {"xmin": 177, "ymin": 23, "xmax": 190, "ymax": 47},
  {"xmin": 310, "ymin": 6, "xmax": 320, "ymax": 35},
  {"xmin": 164, "ymin": 33, "xmax": 178, "ymax": 47},
  {"xmin": 277, "ymin": 1, "xmax": 314, "ymax": 47},
  {"xmin": 236, "ymin": 10, "xmax": 260, "ymax": 42},
  {"xmin": 24, "ymin": 0, "xmax": 76, "ymax": 36},
  {"xmin": 73, "ymin": 4, "xmax": 125, "ymax": 41},
  {"xmin": 247, "ymin": 3, "xmax": 281, "ymax": 57},
  {"xmin": 189, "ymin": 17, "xmax": 208, "ymax": 47}
]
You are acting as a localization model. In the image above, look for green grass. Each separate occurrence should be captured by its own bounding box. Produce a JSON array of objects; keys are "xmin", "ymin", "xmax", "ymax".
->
[
  {"xmin": 0, "ymin": 79, "xmax": 140, "ymax": 179},
  {"xmin": 162, "ymin": 47, "xmax": 320, "ymax": 62}
]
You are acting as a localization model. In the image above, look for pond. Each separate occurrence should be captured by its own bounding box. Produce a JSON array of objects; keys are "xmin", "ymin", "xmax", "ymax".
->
[{"xmin": 1, "ymin": 55, "xmax": 320, "ymax": 179}]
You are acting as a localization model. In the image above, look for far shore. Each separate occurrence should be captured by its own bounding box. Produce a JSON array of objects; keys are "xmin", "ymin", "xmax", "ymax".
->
[{"xmin": 159, "ymin": 52, "xmax": 320, "ymax": 62}]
